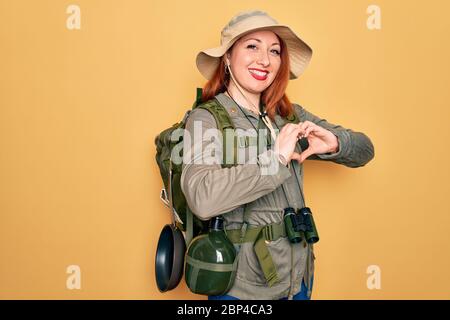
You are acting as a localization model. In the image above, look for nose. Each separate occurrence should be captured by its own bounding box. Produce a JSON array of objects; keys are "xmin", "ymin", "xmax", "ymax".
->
[{"xmin": 256, "ymin": 50, "xmax": 270, "ymax": 67}]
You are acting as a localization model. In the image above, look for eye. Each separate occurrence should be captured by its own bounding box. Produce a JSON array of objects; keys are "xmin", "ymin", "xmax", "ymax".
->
[
  {"xmin": 271, "ymin": 49, "xmax": 281, "ymax": 55},
  {"xmin": 246, "ymin": 44, "xmax": 280, "ymax": 56}
]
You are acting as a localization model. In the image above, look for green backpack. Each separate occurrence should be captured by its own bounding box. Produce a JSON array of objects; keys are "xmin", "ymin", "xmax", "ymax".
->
[
  {"xmin": 155, "ymin": 88, "xmax": 238, "ymax": 244},
  {"xmin": 154, "ymin": 88, "xmax": 301, "ymax": 245}
]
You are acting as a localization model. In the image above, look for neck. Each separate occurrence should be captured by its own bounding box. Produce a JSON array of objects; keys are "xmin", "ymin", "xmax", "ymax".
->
[{"xmin": 225, "ymin": 81, "xmax": 261, "ymax": 115}]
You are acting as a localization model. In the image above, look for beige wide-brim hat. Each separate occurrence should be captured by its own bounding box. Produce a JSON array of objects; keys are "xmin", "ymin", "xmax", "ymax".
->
[{"xmin": 196, "ymin": 10, "xmax": 313, "ymax": 81}]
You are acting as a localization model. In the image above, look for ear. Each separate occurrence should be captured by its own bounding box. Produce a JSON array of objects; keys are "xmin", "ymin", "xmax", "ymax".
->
[{"xmin": 225, "ymin": 53, "xmax": 231, "ymax": 65}]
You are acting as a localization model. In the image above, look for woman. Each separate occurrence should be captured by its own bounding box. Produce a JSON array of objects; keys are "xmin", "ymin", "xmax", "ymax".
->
[{"xmin": 180, "ymin": 10, "xmax": 374, "ymax": 300}]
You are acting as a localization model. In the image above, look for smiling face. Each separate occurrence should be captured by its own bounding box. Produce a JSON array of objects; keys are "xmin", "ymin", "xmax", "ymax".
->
[{"xmin": 225, "ymin": 30, "xmax": 282, "ymax": 95}]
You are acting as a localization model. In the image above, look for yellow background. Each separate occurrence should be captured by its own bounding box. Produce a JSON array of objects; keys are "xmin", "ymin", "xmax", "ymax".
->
[{"xmin": 1, "ymin": 0, "xmax": 449, "ymax": 299}]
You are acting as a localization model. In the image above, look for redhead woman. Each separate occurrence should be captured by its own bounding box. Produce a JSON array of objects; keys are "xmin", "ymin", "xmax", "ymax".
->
[{"xmin": 180, "ymin": 10, "xmax": 375, "ymax": 300}]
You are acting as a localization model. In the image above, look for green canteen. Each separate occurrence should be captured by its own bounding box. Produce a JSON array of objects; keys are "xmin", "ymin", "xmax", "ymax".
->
[
  {"xmin": 298, "ymin": 207, "xmax": 319, "ymax": 244},
  {"xmin": 184, "ymin": 216, "xmax": 237, "ymax": 295}
]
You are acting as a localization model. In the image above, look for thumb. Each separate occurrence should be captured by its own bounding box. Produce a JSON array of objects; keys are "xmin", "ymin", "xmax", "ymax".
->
[
  {"xmin": 290, "ymin": 152, "xmax": 302, "ymax": 162},
  {"xmin": 298, "ymin": 148, "xmax": 314, "ymax": 164}
]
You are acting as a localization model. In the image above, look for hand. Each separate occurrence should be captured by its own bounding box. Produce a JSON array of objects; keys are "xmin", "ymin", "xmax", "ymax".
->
[
  {"xmin": 274, "ymin": 123, "xmax": 304, "ymax": 164},
  {"xmin": 296, "ymin": 121, "xmax": 339, "ymax": 163}
]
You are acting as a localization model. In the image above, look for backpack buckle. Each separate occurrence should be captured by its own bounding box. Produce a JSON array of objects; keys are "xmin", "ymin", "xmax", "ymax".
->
[{"xmin": 239, "ymin": 221, "xmax": 249, "ymax": 244}]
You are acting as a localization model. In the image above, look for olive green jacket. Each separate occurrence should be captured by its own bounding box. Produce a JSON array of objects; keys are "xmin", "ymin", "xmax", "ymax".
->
[{"xmin": 181, "ymin": 92, "xmax": 375, "ymax": 299}]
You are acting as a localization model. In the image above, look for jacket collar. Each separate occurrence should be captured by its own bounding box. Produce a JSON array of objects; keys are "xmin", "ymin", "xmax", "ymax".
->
[
  {"xmin": 215, "ymin": 92, "xmax": 288, "ymax": 129},
  {"xmin": 215, "ymin": 92, "xmax": 262, "ymax": 121}
]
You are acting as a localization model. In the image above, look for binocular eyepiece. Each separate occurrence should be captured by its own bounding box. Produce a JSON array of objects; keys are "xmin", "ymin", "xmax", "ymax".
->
[{"xmin": 283, "ymin": 207, "xmax": 319, "ymax": 244}]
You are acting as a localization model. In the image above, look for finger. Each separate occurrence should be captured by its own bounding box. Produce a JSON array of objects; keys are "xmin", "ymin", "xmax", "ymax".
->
[
  {"xmin": 299, "ymin": 121, "xmax": 313, "ymax": 133},
  {"xmin": 294, "ymin": 123, "xmax": 308, "ymax": 139},
  {"xmin": 283, "ymin": 122, "xmax": 302, "ymax": 130},
  {"xmin": 295, "ymin": 127, "xmax": 307, "ymax": 140},
  {"xmin": 290, "ymin": 152, "xmax": 302, "ymax": 162},
  {"xmin": 278, "ymin": 125, "xmax": 292, "ymax": 137},
  {"xmin": 282, "ymin": 126, "xmax": 302, "ymax": 140},
  {"xmin": 295, "ymin": 128, "xmax": 305, "ymax": 140},
  {"xmin": 302, "ymin": 121, "xmax": 321, "ymax": 137},
  {"xmin": 304, "ymin": 126, "xmax": 316, "ymax": 138},
  {"xmin": 298, "ymin": 148, "xmax": 314, "ymax": 163},
  {"xmin": 284, "ymin": 123, "xmax": 300, "ymax": 134},
  {"xmin": 302, "ymin": 120, "xmax": 314, "ymax": 127}
]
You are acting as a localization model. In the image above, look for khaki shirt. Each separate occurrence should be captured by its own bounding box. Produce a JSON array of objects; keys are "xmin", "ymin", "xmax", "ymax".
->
[{"xmin": 181, "ymin": 92, "xmax": 375, "ymax": 299}]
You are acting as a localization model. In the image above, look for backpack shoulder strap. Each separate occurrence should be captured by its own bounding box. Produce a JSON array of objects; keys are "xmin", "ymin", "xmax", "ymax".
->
[
  {"xmin": 197, "ymin": 98, "xmax": 236, "ymax": 168},
  {"xmin": 184, "ymin": 90, "xmax": 236, "ymax": 245},
  {"xmin": 197, "ymin": 98, "xmax": 235, "ymax": 132},
  {"xmin": 191, "ymin": 87, "xmax": 203, "ymax": 110},
  {"xmin": 190, "ymin": 87, "xmax": 235, "ymax": 131}
]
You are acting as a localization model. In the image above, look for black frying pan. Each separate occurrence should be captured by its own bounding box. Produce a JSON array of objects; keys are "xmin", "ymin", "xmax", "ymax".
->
[
  {"xmin": 155, "ymin": 222, "xmax": 186, "ymax": 292},
  {"xmin": 155, "ymin": 162, "xmax": 186, "ymax": 292}
]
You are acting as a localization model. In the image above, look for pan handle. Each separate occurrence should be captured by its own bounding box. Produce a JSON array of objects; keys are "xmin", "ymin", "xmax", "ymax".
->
[
  {"xmin": 168, "ymin": 158, "xmax": 176, "ymax": 226},
  {"xmin": 161, "ymin": 187, "xmax": 183, "ymax": 226}
]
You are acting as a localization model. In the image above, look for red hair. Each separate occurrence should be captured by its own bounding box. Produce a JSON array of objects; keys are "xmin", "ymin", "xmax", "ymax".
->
[{"xmin": 201, "ymin": 34, "xmax": 294, "ymax": 121}]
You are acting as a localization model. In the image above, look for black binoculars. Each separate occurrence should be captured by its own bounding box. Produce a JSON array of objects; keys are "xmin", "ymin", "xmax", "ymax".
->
[{"xmin": 283, "ymin": 207, "xmax": 319, "ymax": 244}]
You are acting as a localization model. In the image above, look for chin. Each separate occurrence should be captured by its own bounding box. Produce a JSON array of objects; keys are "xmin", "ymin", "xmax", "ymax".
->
[
  {"xmin": 246, "ymin": 88, "xmax": 265, "ymax": 95},
  {"xmin": 245, "ymin": 83, "xmax": 268, "ymax": 94}
]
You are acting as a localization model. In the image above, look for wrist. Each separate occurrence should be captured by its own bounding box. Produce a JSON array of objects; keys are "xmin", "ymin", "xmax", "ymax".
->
[
  {"xmin": 277, "ymin": 153, "xmax": 289, "ymax": 167},
  {"xmin": 330, "ymin": 135, "xmax": 340, "ymax": 153}
]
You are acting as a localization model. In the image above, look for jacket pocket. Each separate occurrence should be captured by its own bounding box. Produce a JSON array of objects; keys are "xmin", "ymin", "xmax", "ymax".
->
[{"xmin": 235, "ymin": 236, "xmax": 291, "ymax": 286}]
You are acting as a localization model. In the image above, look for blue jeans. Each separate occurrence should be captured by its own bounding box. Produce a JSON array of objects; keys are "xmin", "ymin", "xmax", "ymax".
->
[{"xmin": 208, "ymin": 276, "xmax": 314, "ymax": 300}]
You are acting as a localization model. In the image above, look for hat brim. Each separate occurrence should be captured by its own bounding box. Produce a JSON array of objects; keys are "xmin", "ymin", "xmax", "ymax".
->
[{"xmin": 196, "ymin": 25, "xmax": 313, "ymax": 81}]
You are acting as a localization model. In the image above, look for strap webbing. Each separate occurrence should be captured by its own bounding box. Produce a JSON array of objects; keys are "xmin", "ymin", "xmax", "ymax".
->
[
  {"xmin": 197, "ymin": 99, "xmax": 236, "ymax": 168},
  {"xmin": 186, "ymin": 206, "xmax": 193, "ymax": 246},
  {"xmin": 226, "ymin": 222, "xmax": 286, "ymax": 244},
  {"xmin": 188, "ymin": 263, "xmax": 200, "ymax": 291},
  {"xmin": 254, "ymin": 229, "xmax": 280, "ymax": 286},
  {"xmin": 186, "ymin": 254, "xmax": 239, "ymax": 294},
  {"xmin": 230, "ymin": 206, "xmax": 282, "ymax": 287},
  {"xmin": 185, "ymin": 255, "xmax": 237, "ymax": 272}
]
